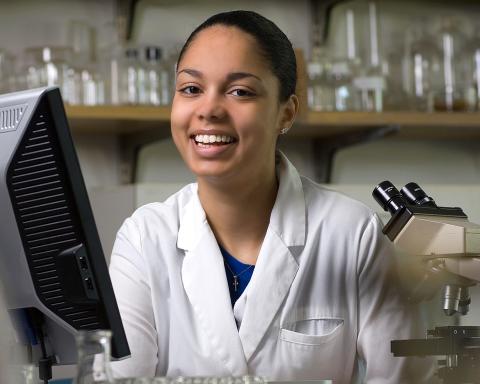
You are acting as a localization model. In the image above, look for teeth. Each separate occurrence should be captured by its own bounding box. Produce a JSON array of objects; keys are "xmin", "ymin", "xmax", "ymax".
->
[{"xmin": 194, "ymin": 134, "xmax": 234, "ymax": 144}]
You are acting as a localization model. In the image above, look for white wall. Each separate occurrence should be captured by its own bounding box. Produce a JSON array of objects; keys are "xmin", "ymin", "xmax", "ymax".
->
[{"xmin": 132, "ymin": 0, "xmax": 312, "ymax": 57}]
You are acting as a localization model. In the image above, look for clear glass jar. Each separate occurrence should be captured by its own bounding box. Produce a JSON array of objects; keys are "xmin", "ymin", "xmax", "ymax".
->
[
  {"xmin": 74, "ymin": 330, "xmax": 114, "ymax": 384},
  {"xmin": 307, "ymin": 45, "xmax": 335, "ymax": 111}
]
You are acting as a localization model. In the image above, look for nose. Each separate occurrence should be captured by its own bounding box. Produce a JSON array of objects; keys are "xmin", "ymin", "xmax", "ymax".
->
[{"xmin": 196, "ymin": 92, "xmax": 227, "ymax": 122}]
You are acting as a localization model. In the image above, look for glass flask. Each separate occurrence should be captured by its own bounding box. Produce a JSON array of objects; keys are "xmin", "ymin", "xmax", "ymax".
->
[
  {"xmin": 432, "ymin": 18, "xmax": 469, "ymax": 111},
  {"xmin": 74, "ymin": 330, "xmax": 114, "ymax": 384}
]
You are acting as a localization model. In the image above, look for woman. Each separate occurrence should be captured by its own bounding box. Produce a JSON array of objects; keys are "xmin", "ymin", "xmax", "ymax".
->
[{"xmin": 110, "ymin": 10, "xmax": 432, "ymax": 383}]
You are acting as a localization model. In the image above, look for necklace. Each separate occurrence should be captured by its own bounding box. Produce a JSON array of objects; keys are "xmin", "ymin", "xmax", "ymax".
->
[{"xmin": 223, "ymin": 260, "xmax": 254, "ymax": 292}]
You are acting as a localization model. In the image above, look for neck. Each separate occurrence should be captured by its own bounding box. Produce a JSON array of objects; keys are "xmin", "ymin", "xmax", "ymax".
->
[{"xmin": 197, "ymin": 160, "xmax": 278, "ymax": 265}]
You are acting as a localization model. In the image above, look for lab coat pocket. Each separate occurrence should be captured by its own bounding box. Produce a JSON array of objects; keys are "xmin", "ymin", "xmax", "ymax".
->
[{"xmin": 280, "ymin": 318, "xmax": 344, "ymax": 346}]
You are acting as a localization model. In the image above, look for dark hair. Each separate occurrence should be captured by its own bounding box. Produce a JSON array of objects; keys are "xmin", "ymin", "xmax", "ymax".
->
[{"xmin": 177, "ymin": 10, "xmax": 297, "ymax": 102}]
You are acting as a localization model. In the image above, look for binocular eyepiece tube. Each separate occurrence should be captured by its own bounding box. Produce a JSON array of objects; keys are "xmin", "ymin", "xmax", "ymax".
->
[{"xmin": 372, "ymin": 181, "xmax": 437, "ymax": 215}]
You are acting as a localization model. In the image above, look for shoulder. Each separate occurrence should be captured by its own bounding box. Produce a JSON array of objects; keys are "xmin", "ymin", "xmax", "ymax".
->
[
  {"xmin": 301, "ymin": 175, "xmax": 376, "ymax": 231},
  {"xmin": 122, "ymin": 183, "xmax": 197, "ymax": 237}
]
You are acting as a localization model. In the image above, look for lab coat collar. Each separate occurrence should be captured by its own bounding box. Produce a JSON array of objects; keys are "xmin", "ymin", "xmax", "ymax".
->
[
  {"xmin": 270, "ymin": 151, "xmax": 306, "ymax": 248},
  {"xmin": 177, "ymin": 151, "xmax": 306, "ymax": 252}
]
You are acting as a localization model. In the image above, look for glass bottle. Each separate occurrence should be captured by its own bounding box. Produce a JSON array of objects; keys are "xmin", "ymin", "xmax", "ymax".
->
[
  {"xmin": 138, "ymin": 46, "xmax": 163, "ymax": 106},
  {"xmin": 123, "ymin": 47, "xmax": 140, "ymax": 105},
  {"xmin": 432, "ymin": 18, "xmax": 468, "ymax": 111},
  {"xmin": 74, "ymin": 330, "xmax": 114, "ymax": 384}
]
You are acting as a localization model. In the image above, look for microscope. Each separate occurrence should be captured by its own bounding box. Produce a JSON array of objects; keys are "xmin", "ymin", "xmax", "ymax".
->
[{"xmin": 372, "ymin": 181, "xmax": 480, "ymax": 384}]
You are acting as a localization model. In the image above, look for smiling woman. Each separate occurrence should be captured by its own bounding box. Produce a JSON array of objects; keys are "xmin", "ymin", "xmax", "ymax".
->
[{"xmin": 108, "ymin": 10, "xmax": 435, "ymax": 383}]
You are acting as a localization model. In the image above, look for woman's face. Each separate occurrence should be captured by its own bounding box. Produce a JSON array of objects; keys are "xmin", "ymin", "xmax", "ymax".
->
[{"xmin": 171, "ymin": 25, "xmax": 294, "ymax": 183}]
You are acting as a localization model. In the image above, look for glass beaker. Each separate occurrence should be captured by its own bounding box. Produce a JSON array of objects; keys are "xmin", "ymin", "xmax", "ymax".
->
[{"xmin": 74, "ymin": 330, "xmax": 114, "ymax": 384}]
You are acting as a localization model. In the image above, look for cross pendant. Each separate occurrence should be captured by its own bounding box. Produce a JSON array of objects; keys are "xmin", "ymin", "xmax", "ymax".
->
[{"xmin": 233, "ymin": 276, "xmax": 239, "ymax": 292}]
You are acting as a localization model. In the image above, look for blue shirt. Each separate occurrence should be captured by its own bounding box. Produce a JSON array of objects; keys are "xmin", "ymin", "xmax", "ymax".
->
[{"xmin": 219, "ymin": 246, "xmax": 255, "ymax": 307}]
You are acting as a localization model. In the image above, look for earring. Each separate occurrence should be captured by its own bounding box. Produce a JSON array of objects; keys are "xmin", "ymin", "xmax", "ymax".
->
[{"xmin": 280, "ymin": 126, "xmax": 290, "ymax": 135}]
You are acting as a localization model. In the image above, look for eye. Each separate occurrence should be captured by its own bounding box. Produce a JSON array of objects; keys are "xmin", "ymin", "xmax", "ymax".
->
[
  {"xmin": 178, "ymin": 85, "xmax": 201, "ymax": 95},
  {"xmin": 229, "ymin": 88, "xmax": 256, "ymax": 97}
]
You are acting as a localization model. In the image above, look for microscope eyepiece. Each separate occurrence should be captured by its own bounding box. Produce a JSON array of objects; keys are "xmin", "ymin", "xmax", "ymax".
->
[
  {"xmin": 372, "ymin": 181, "xmax": 407, "ymax": 215},
  {"xmin": 401, "ymin": 182, "xmax": 437, "ymax": 207}
]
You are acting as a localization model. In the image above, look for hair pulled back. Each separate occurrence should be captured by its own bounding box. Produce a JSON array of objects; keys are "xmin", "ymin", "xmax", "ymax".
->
[{"xmin": 177, "ymin": 10, "xmax": 297, "ymax": 102}]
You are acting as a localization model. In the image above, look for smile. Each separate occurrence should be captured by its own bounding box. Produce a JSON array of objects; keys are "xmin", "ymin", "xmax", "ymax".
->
[{"xmin": 193, "ymin": 134, "xmax": 236, "ymax": 146}]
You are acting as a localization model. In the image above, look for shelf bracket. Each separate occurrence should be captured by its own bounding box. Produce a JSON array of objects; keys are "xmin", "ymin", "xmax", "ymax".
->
[
  {"xmin": 312, "ymin": 124, "xmax": 400, "ymax": 183},
  {"xmin": 118, "ymin": 129, "xmax": 171, "ymax": 184}
]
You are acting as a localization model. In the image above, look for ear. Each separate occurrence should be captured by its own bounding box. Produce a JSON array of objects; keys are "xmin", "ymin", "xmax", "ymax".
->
[{"xmin": 278, "ymin": 94, "xmax": 299, "ymax": 135}]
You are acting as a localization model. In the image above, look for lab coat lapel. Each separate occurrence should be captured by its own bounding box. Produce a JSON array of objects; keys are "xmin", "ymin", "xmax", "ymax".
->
[
  {"xmin": 238, "ymin": 229, "xmax": 299, "ymax": 361},
  {"xmin": 238, "ymin": 152, "xmax": 305, "ymax": 362},
  {"xmin": 178, "ymin": 187, "xmax": 248, "ymax": 375}
]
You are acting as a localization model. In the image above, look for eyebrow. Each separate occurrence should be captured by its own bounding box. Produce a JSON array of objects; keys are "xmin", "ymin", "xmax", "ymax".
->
[{"xmin": 177, "ymin": 68, "xmax": 262, "ymax": 83}]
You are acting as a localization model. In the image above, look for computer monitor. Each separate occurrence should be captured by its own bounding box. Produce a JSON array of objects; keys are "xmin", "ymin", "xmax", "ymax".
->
[{"xmin": 0, "ymin": 87, "xmax": 130, "ymax": 367}]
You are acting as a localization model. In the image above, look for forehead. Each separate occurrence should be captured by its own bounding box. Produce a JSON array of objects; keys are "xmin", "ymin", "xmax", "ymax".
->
[{"xmin": 179, "ymin": 25, "xmax": 271, "ymax": 74}]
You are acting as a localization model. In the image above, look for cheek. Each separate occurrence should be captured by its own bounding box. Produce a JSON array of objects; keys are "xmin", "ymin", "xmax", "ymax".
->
[
  {"xmin": 235, "ymin": 103, "xmax": 279, "ymax": 141},
  {"xmin": 170, "ymin": 100, "xmax": 191, "ymax": 142}
]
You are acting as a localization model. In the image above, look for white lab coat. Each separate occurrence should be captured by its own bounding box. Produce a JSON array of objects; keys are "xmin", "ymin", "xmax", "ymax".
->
[{"xmin": 109, "ymin": 153, "xmax": 434, "ymax": 383}]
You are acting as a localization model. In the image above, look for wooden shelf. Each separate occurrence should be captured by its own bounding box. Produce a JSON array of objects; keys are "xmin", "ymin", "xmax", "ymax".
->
[
  {"xmin": 65, "ymin": 106, "xmax": 480, "ymax": 139},
  {"xmin": 66, "ymin": 105, "xmax": 171, "ymax": 134},
  {"xmin": 294, "ymin": 111, "xmax": 480, "ymax": 139}
]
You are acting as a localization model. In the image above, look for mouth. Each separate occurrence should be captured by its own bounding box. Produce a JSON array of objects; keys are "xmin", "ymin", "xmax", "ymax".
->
[{"xmin": 191, "ymin": 134, "xmax": 237, "ymax": 147}]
